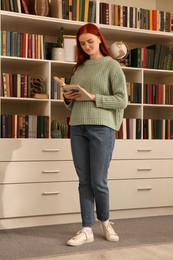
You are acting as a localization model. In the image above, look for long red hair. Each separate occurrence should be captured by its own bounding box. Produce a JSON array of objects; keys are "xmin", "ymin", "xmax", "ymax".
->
[{"xmin": 72, "ymin": 23, "xmax": 113, "ymax": 74}]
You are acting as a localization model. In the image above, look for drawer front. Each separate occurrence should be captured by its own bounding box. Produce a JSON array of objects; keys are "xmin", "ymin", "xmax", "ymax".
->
[
  {"xmin": 109, "ymin": 159, "xmax": 173, "ymax": 179},
  {"xmin": 0, "ymin": 182, "xmax": 79, "ymax": 218},
  {"xmin": 0, "ymin": 161, "xmax": 77, "ymax": 183},
  {"xmin": 0, "ymin": 139, "xmax": 72, "ymax": 161},
  {"xmin": 112, "ymin": 140, "xmax": 173, "ymax": 159},
  {"xmin": 109, "ymin": 179, "xmax": 173, "ymax": 210}
]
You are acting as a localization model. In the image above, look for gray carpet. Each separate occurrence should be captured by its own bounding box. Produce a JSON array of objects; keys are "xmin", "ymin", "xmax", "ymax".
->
[{"xmin": 0, "ymin": 215, "xmax": 173, "ymax": 260}]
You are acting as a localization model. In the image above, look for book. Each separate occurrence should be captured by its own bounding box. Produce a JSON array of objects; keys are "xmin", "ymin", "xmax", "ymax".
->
[
  {"xmin": 31, "ymin": 93, "xmax": 49, "ymax": 99},
  {"xmin": 21, "ymin": 0, "xmax": 29, "ymax": 14},
  {"xmin": 53, "ymin": 76, "xmax": 92, "ymax": 101}
]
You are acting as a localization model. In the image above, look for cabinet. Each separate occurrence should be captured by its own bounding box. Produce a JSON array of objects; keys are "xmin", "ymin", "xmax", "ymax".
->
[{"xmin": 0, "ymin": 0, "xmax": 173, "ymax": 229}]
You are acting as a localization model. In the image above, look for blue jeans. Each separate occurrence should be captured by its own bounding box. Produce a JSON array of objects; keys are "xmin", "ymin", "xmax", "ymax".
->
[{"xmin": 70, "ymin": 125, "xmax": 115, "ymax": 227}]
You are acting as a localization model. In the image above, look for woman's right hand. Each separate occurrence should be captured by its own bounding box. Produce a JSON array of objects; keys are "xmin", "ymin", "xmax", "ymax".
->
[{"xmin": 63, "ymin": 89, "xmax": 81, "ymax": 100}]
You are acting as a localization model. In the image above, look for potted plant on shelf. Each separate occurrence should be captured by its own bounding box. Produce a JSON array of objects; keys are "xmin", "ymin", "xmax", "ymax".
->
[{"xmin": 51, "ymin": 27, "xmax": 65, "ymax": 61}]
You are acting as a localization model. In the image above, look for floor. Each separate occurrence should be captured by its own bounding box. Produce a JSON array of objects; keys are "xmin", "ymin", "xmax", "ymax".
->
[{"xmin": 28, "ymin": 243, "xmax": 173, "ymax": 260}]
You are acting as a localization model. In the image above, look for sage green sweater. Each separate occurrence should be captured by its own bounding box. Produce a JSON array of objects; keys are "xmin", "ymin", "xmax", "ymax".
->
[{"xmin": 65, "ymin": 56, "xmax": 128, "ymax": 130}]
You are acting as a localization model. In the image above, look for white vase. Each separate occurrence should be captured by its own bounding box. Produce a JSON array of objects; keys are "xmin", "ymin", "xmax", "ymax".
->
[{"xmin": 51, "ymin": 48, "xmax": 65, "ymax": 61}]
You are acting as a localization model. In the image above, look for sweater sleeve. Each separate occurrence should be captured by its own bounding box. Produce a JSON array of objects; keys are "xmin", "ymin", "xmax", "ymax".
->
[{"xmin": 95, "ymin": 63, "xmax": 128, "ymax": 110}]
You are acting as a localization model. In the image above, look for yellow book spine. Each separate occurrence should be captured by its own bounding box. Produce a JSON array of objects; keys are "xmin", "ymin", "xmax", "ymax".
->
[
  {"xmin": 84, "ymin": 0, "xmax": 89, "ymax": 22},
  {"xmin": 76, "ymin": 0, "xmax": 80, "ymax": 21}
]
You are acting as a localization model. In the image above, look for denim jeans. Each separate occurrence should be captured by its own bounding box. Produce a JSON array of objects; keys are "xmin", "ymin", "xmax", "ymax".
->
[{"xmin": 70, "ymin": 125, "xmax": 115, "ymax": 227}]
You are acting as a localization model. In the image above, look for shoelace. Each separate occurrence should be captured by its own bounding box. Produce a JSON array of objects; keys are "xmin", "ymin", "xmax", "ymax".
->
[
  {"xmin": 72, "ymin": 229, "xmax": 87, "ymax": 240},
  {"xmin": 106, "ymin": 222, "xmax": 116, "ymax": 234}
]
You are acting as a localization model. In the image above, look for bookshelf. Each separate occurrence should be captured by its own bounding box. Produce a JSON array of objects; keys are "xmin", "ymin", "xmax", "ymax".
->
[{"xmin": 0, "ymin": 0, "xmax": 173, "ymax": 229}]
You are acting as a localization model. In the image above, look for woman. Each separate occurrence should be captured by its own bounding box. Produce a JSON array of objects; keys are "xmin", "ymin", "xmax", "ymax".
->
[{"xmin": 63, "ymin": 23, "xmax": 128, "ymax": 246}]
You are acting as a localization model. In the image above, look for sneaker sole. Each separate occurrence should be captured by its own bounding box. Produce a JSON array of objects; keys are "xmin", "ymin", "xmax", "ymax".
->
[{"xmin": 67, "ymin": 237, "xmax": 94, "ymax": 246}]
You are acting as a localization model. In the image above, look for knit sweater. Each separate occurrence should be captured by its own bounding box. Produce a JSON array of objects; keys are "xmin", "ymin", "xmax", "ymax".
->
[{"xmin": 65, "ymin": 56, "xmax": 128, "ymax": 130}]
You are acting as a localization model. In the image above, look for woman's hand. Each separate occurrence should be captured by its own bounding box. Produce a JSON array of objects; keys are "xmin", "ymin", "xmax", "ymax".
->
[
  {"xmin": 63, "ymin": 88, "xmax": 96, "ymax": 102},
  {"xmin": 63, "ymin": 90, "xmax": 81, "ymax": 100}
]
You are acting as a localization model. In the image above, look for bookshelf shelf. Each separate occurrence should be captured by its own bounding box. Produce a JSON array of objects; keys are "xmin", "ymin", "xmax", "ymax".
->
[
  {"xmin": 100, "ymin": 24, "xmax": 173, "ymax": 44},
  {"xmin": 0, "ymin": 0, "xmax": 173, "ymax": 229}
]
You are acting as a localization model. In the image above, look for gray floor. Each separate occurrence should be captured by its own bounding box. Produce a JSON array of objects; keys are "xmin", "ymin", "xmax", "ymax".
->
[
  {"xmin": 1, "ymin": 216, "xmax": 173, "ymax": 260},
  {"xmin": 27, "ymin": 243, "xmax": 173, "ymax": 260}
]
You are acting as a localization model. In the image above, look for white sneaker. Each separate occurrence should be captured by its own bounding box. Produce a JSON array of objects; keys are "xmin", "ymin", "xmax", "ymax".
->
[
  {"xmin": 67, "ymin": 228, "xmax": 94, "ymax": 246},
  {"xmin": 101, "ymin": 221, "xmax": 119, "ymax": 242}
]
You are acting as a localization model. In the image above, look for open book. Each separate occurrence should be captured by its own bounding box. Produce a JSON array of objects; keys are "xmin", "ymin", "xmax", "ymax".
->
[{"xmin": 53, "ymin": 76, "xmax": 92, "ymax": 101}]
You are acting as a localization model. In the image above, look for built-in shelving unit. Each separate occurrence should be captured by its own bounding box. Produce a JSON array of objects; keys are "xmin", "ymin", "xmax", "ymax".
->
[{"xmin": 0, "ymin": 0, "xmax": 173, "ymax": 229}]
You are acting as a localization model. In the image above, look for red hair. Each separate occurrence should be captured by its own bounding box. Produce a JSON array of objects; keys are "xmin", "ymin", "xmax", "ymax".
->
[{"xmin": 72, "ymin": 23, "xmax": 113, "ymax": 74}]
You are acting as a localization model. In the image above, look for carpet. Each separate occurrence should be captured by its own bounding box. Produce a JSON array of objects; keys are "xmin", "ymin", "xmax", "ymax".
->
[{"xmin": 0, "ymin": 215, "xmax": 173, "ymax": 260}]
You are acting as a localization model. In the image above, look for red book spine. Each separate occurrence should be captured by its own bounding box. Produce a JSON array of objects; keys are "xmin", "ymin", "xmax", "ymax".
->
[
  {"xmin": 152, "ymin": 10, "xmax": 157, "ymax": 30},
  {"xmin": 28, "ymin": 34, "xmax": 32, "ymax": 58}
]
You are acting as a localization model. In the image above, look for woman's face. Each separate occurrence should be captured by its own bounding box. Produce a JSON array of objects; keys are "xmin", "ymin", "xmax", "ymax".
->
[{"xmin": 79, "ymin": 33, "xmax": 102, "ymax": 59}]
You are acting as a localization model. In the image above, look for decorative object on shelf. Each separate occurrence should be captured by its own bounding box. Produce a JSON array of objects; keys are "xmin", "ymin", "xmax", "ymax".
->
[
  {"xmin": 51, "ymin": 120, "xmax": 62, "ymax": 138},
  {"xmin": 30, "ymin": 77, "xmax": 48, "ymax": 98},
  {"xmin": 33, "ymin": 0, "xmax": 49, "ymax": 16},
  {"xmin": 63, "ymin": 35, "xmax": 77, "ymax": 62},
  {"xmin": 110, "ymin": 41, "xmax": 129, "ymax": 66},
  {"xmin": 51, "ymin": 27, "xmax": 65, "ymax": 61},
  {"xmin": 60, "ymin": 123, "xmax": 68, "ymax": 138}
]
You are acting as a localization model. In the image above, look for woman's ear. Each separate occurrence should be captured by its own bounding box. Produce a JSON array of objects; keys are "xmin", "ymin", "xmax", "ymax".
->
[{"xmin": 98, "ymin": 36, "xmax": 102, "ymax": 44}]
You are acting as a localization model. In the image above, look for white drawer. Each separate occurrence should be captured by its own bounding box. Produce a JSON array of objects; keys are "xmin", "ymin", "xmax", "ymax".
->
[
  {"xmin": 0, "ymin": 161, "xmax": 77, "ymax": 183},
  {"xmin": 0, "ymin": 139, "xmax": 72, "ymax": 161},
  {"xmin": 0, "ymin": 182, "xmax": 79, "ymax": 218},
  {"xmin": 109, "ymin": 178, "xmax": 173, "ymax": 210},
  {"xmin": 113, "ymin": 140, "xmax": 173, "ymax": 159},
  {"xmin": 109, "ymin": 159, "xmax": 173, "ymax": 179}
]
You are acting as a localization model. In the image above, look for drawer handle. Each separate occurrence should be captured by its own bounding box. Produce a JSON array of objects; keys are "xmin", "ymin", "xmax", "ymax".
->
[
  {"xmin": 137, "ymin": 187, "xmax": 152, "ymax": 191},
  {"xmin": 137, "ymin": 168, "xmax": 152, "ymax": 172},
  {"xmin": 42, "ymin": 170, "xmax": 60, "ymax": 174},
  {"xmin": 137, "ymin": 149, "xmax": 152, "ymax": 152},
  {"xmin": 42, "ymin": 149, "xmax": 60, "ymax": 152},
  {"xmin": 42, "ymin": 191, "xmax": 60, "ymax": 195}
]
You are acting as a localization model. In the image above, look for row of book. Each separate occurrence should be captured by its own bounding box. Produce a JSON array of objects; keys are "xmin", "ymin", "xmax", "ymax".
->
[
  {"xmin": 116, "ymin": 118, "xmax": 141, "ymax": 140},
  {"xmin": 1, "ymin": 31, "xmax": 45, "ymax": 59},
  {"xmin": 2, "ymin": 0, "xmax": 172, "ymax": 33},
  {"xmin": 51, "ymin": 0, "xmax": 96, "ymax": 22},
  {"xmin": 129, "ymin": 44, "xmax": 173, "ymax": 70},
  {"xmin": 0, "ymin": 0, "xmax": 28, "ymax": 13},
  {"xmin": 143, "ymin": 119, "xmax": 173, "ymax": 139},
  {"xmin": 143, "ymin": 84, "xmax": 173, "ymax": 105},
  {"xmin": 1, "ymin": 73, "xmax": 48, "ymax": 98},
  {"xmin": 1, "ymin": 114, "xmax": 49, "ymax": 138},
  {"xmin": 1, "ymin": 0, "xmax": 96, "ymax": 23},
  {"xmin": 1, "ymin": 73, "xmax": 173, "ymax": 107},
  {"xmin": 116, "ymin": 118, "xmax": 173, "ymax": 139},
  {"xmin": 1, "ymin": 115, "xmax": 172, "ymax": 139},
  {"xmin": 1, "ymin": 73, "xmax": 71, "ymax": 99},
  {"xmin": 100, "ymin": 3, "xmax": 173, "ymax": 32},
  {"xmin": 127, "ymin": 82, "xmax": 142, "ymax": 104},
  {"xmin": 1, "ymin": 73, "xmax": 32, "ymax": 98}
]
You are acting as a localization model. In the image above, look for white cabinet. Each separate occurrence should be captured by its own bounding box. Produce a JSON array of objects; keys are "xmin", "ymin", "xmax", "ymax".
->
[
  {"xmin": 0, "ymin": 139, "xmax": 79, "ymax": 225},
  {"xmin": 109, "ymin": 140, "xmax": 173, "ymax": 213},
  {"xmin": 0, "ymin": 182, "xmax": 79, "ymax": 218}
]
